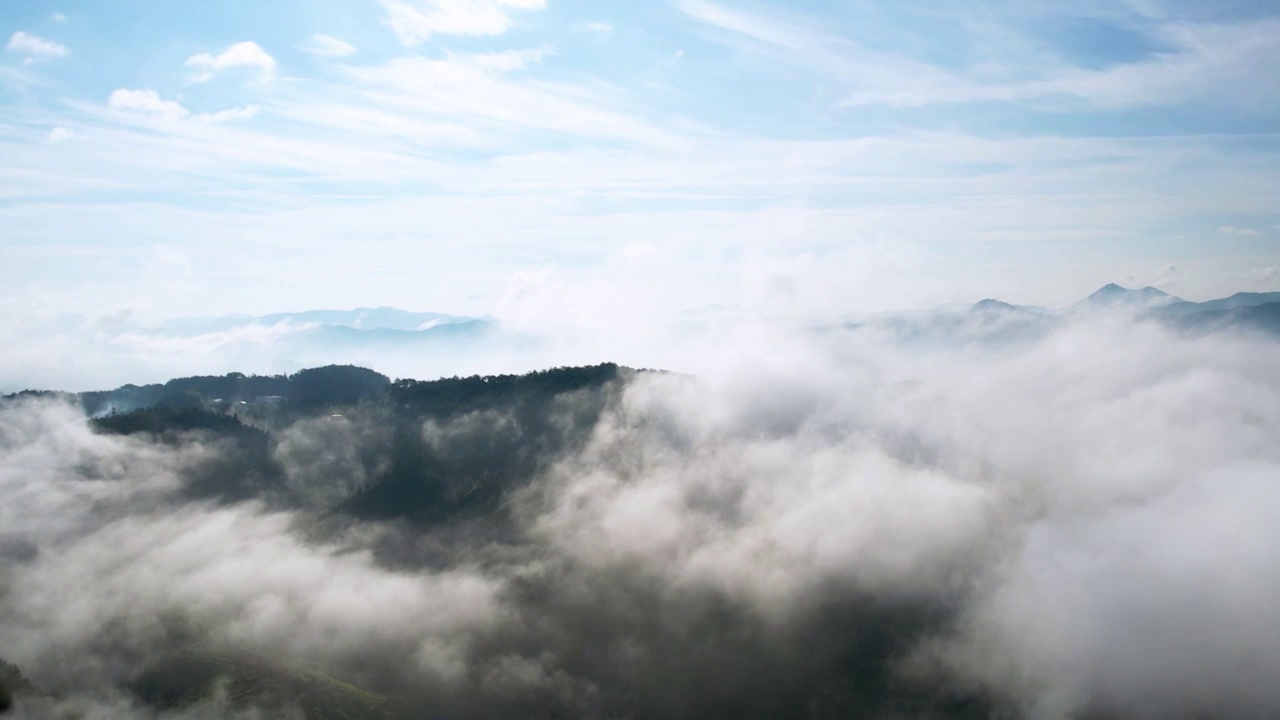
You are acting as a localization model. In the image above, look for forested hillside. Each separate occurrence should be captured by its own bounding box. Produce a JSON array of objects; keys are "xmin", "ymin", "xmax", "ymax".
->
[{"xmin": 49, "ymin": 364, "xmax": 630, "ymax": 524}]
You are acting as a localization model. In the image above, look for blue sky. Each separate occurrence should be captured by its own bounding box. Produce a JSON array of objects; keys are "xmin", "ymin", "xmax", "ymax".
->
[{"xmin": 3, "ymin": 0, "xmax": 1279, "ymax": 329}]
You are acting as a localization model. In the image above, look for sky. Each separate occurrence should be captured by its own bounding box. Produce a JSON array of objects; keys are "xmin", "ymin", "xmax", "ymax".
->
[{"xmin": 3, "ymin": 0, "xmax": 1280, "ymax": 329}]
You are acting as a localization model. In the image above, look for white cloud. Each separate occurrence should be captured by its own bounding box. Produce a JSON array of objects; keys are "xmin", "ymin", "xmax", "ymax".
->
[
  {"xmin": 50, "ymin": 12, "xmax": 68, "ymax": 23},
  {"xmin": 108, "ymin": 89, "xmax": 190, "ymax": 121},
  {"xmin": 302, "ymin": 33, "xmax": 357, "ymax": 58},
  {"xmin": 381, "ymin": 0, "xmax": 547, "ymax": 45},
  {"xmin": 1122, "ymin": 263, "xmax": 1180, "ymax": 291},
  {"xmin": 1219, "ymin": 225, "xmax": 1262, "ymax": 237},
  {"xmin": 185, "ymin": 41, "xmax": 277, "ymax": 83},
  {"xmin": 7, "ymin": 31, "xmax": 70, "ymax": 59},
  {"xmin": 45, "ymin": 126, "xmax": 75, "ymax": 144},
  {"xmin": 455, "ymin": 47, "xmax": 552, "ymax": 72},
  {"xmin": 1250, "ymin": 266, "xmax": 1280, "ymax": 284},
  {"xmin": 107, "ymin": 89, "xmax": 258, "ymax": 124},
  {"xmin": 195, "ymin": 105, "xmax": 260, "ymax": 123},
  {"xmin": 580, "ymin": 21, "xmax": 612, "ymax": 34}
]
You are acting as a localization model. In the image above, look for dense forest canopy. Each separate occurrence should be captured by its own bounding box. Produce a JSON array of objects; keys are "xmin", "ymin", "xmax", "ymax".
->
[{"xmin": 40, "ymin": 363, "xmax": 630, "ymax": 523}]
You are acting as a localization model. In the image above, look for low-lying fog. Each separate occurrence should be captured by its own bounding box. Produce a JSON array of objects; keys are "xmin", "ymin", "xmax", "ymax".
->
[{"xmin": 2, "ymin": 315, "xmax": 1278, "ymax": 718}]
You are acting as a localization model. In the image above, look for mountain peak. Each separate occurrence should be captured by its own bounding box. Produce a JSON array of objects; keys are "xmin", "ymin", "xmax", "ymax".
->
[
  {"xmin": 971, "ymin": 298, "xmax": 1018, "ymax": 312},
  {"xmin": 1079, "ymin": 284, "xmax": 1178, "ymax": 308},
  {"xmin": 1089, "ymin": 283, "xmax": 1167, "ymax": 297}
]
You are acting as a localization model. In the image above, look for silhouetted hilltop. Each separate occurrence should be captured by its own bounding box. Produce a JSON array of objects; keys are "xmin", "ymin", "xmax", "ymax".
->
[
  {"xmin": 63, "ymin": 364, "xmax": 390, "ymax": 416},
  {"xmin": 969, "ymin": 298, "xmax": 1020, "ymax": 313},
  {"xmin": 21, "ymin": 364, "xmax": 632, "ymax": 522}
]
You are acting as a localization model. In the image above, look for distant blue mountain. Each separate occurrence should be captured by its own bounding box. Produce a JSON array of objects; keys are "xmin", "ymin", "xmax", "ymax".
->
[
  {"xmin": 1074, "ymin": 283, "xmax": 1181, "ymax": 310},
  {"xmin": 1156, "ymin": 291, "xmax": 1280, "ymax": 316},
  {"xmin": 1158, "ymin": 300, "xmax": 1280, "ymax": 335},
  {"xmin": 969, "ymin": 299, "xmax": 1023, "ymax": 313},
  {"xmin": 291, "ymin": 319, "xmax": 498, "ymax": 348},
  {"xmin": 160, "ymin": 307, "xmax": 476, "ymax": 335},
  {"xmin": 836, "ymin": 284, "xmax": 1280, "ymax": 346}
]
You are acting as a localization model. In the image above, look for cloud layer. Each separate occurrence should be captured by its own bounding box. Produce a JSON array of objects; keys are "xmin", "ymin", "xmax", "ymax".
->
[{"xmin": 2, "ymin": 317, "xmax": 1279, "ymax": 717}]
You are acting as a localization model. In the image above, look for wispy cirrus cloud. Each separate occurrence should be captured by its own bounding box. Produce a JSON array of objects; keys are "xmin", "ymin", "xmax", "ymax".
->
[
  {"xmin": 107, "ymin": 89, "xmax": 258, "ymax": 124},
  {"xmin": 1219, "ymin": 225, "xmax": 1263, "ymax": 237},
  {"xmin": 673, "ymin": 0, "xmax": 1280, "ymax": 111},
  {"xmin": 342, "ymin": 50, "xmax": 680, "ymax": 147},
  {"xmin": 45, "ymin": 126, "xmax": 75, "ymax": 144},
  {"xmin": 381, "ymin": 0, "xmax": 546, "ymax": 45},
  {"xmin": 451, "ymin": 46, "xmax": 552, "ymax": 72},
  {"xmin": 301, "ymin": 33, "xmax": 357, "ymax": 58},
  {"xmin": 196, "ymin": 105, "xmax": 261, "ymax": 123}
]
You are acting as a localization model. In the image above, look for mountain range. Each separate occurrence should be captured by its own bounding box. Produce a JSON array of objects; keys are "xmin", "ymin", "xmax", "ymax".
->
[
  {"xmin": 847, "ymin": 284, "xmax": 1280, "ymax": 345},
  {"xmin": 10, "ymin": 285, "xmax": 1276, "ymax": 396},
  {"xmin": 976, "ymin": 283, "xmax": 1280, "ymax": 317},
  {"xmin": 158, "ymin": 307, "xmax": 482, "ymax": 335},
  {"xmin": 151, "ymin": 285, "xmax": 1280, "ymax": 343}
]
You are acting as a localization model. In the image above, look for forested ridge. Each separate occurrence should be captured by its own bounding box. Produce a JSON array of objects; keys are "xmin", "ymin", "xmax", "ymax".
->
[
  {"xmin": 13, "ymin": 363, "xmax": 629, "ymax": 524},
  {"xmin": 3, "ymin": 364, "xmax": 648, "ymax": 717}
]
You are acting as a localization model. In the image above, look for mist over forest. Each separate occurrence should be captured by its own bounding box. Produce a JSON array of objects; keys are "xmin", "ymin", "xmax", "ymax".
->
[{"xmin": 3, "ymin": 306, "xmax": 1280, "ymax": 719}]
